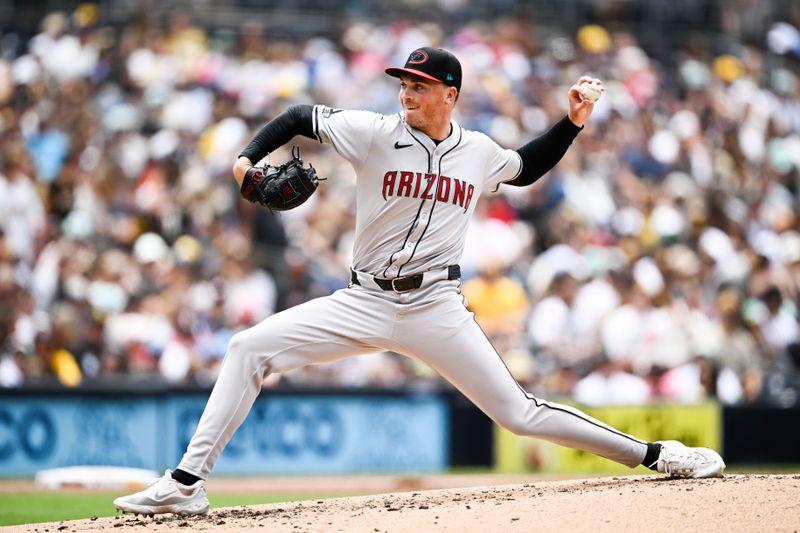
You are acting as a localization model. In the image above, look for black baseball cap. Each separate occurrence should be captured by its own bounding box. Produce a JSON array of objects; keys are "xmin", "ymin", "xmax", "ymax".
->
[{"xmin": 385, "ymin": 47, "xmax": 462, "ymax": 93}]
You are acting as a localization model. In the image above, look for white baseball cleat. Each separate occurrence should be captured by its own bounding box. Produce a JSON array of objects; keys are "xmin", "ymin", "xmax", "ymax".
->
[
  {"xmin": 113, "ymin": 470, "xmax": 210, "ymax": 516},
  {"xmin": 653, "ymin": 440, "xmax": 725, "ymax": 478}
]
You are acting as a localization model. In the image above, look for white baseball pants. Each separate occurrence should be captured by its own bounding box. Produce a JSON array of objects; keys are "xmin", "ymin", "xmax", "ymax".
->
[{"xmin": 178, "ymin": 277, "xmax": 647, "ymax": 478}]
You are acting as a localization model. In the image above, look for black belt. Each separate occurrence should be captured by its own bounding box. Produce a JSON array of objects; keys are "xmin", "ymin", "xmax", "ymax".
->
[{"xmin": 351, "ymin": 265, "xmax": 461, "ymax": 293}]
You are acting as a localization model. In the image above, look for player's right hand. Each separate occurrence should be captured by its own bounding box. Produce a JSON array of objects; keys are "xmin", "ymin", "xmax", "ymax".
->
[{"xmin": 568, "ymin": 76, "xmax": 603, "ymax": 127}]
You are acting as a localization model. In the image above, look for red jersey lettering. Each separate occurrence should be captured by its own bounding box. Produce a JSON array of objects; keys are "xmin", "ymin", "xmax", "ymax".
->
[
  {"xmin": 464, "ymin": 183, "xmax": 475, "ymax": 212},
  {"xmin": 382, "ymin": 171, "xmax": 397, "ymax": 201},
  {"xmin": 437, "ymin": 176, "xmax": 451, "ymax": 202},
  {"xmin": 398, "ymin": 171, "xmax": 414, "ymax": 197},
  {"xmin": 453, "ymin": 178, "xmax": 466, "ymax": 207},
  {"xmin": 421, "ymin": 173, "xmax": 436, "ymax": 199}
]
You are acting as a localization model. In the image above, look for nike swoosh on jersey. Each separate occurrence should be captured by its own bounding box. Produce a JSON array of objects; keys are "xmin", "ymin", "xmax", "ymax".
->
[
  {"xmin": 322, "ymin": 107, "xmax": 343, "ymax": 117},
  {"xmin": 394, "ymin": 141, "xmax": 413, "ymax": 149}
]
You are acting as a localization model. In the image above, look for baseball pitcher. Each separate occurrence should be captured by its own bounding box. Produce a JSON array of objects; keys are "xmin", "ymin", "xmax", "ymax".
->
[{"xmin": 114, "ymin": 47, "xmax": 724, "ymax": 516}]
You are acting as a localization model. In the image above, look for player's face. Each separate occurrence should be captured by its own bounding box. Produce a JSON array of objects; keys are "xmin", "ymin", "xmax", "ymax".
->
[{"xmin": 399, "ymin": 74, "xmax": 454, "ymax": 136}]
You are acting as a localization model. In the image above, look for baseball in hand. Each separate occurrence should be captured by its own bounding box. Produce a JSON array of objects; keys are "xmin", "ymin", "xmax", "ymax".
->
[{"xmin": 579, "ymin": 80, "xmax": 603, "ymax": 103}]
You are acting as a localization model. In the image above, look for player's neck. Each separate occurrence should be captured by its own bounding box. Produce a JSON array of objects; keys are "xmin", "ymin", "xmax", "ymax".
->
[{"xmin": 423, "ymin": 121, "xmax": 453, "ymax": 143}]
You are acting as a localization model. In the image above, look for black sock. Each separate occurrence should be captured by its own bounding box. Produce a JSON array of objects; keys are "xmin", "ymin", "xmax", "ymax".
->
[
  {"xmin": 641, "ymin": 442, "xmax": 662, "ymax": 470},
  {"xmin": 172, "ymin": 468, "xmax": 202, "ymax": 486}
]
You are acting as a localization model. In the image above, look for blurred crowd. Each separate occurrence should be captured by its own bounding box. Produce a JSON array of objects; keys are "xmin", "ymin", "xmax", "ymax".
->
[{"xmin": 1, "ymin": 3, "xmax": 800, "ymax": 407}]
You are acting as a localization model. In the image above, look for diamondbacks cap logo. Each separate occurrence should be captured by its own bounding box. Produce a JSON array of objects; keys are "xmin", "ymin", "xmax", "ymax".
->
[
  {"xmin": 408, "ymin": 49, "xmax": 428, "ymax": 64},
  {"xmin": 385, "ymin": 47, "xmax": 462, "ymax": 92}
]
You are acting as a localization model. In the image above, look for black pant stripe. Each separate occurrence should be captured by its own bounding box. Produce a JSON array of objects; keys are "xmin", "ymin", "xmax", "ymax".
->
[{"xmin": 471, "ymin": 317, "xmax": 646, "ymax": 446}]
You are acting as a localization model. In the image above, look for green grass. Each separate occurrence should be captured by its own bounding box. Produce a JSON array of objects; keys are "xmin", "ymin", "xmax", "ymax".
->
[{"xmin": 0, "ymin": 492, "xmax": 333, "ymax": 527}]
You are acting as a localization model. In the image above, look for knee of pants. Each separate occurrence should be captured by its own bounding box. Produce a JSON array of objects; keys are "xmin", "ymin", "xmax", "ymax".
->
[
  {"xmin": 493, "ymin": 411, "xmax": 532, "ymax": 437},
  {"xmin": 227, "ymin": 329, "xmax": 271, "ymax": 371}
]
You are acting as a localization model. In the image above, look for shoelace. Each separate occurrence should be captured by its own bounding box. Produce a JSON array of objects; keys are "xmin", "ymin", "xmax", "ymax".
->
[{"xmin": 661, "ymin": 448, "xmax": 705, "ymax": 475}]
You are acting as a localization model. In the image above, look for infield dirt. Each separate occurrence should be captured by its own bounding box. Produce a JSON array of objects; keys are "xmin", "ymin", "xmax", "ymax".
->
[{"xmin": 2, "ymin": 474, "xmax": 798, "ymax": 532}]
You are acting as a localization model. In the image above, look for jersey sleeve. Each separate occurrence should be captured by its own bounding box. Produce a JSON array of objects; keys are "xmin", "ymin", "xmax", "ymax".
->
[
  {"xmin": 311, "ymin": 105, "xmax": 380, "ymax": 164},
  {"xmin": 483, "ymin": 139, "xmax": 523, "ymax": 192}
]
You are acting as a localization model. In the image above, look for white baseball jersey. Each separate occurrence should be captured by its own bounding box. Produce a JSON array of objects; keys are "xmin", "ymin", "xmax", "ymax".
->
[{"xmin": 310, "ymin": 105, "xmax": 522, "ymax": 277}]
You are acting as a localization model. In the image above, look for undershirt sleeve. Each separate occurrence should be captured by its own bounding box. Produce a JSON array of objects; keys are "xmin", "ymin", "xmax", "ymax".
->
[
  {"xmin": 238, "ymin": 104, "xmax": 315, "ymax": 163},
  {"xmin": 505, "ymin": 115, "xmax": 582, "ymax": 187}
]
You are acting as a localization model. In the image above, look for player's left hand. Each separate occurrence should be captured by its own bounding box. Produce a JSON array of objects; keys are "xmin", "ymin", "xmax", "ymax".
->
[
  {"xmin": 568, "ymin": 76, "xmax": 604, "ymax": 128},
  {"xmin": 239, "ymin": 147, "xmax": 322, "ymax": 211}
]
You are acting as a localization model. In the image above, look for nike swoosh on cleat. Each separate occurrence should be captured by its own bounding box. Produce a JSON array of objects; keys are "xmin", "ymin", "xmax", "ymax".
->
[
  {"xmin": 394, "ymin": 141, "xmax": 413, "ymax": 149},
  {"xmin": 153, "ymin": 488, "xmax": 178, "ymax": 501}
]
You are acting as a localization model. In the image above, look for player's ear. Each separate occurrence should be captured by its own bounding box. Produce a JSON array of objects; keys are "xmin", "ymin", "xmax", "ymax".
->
[{"xmin": 445, "ymin": 87, "xmax": 457, "ymax": 104}]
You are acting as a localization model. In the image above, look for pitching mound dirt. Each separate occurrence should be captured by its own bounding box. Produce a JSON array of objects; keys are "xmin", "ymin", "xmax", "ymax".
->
[{"xmin": 3, "ymin": 474, "xmax": 798, "ymax": 532}]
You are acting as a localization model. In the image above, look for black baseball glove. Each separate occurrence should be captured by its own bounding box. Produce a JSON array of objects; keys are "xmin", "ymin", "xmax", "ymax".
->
[{"xmin": 240, "ymin": 147, "xmax": 321, "ymax": 211}]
